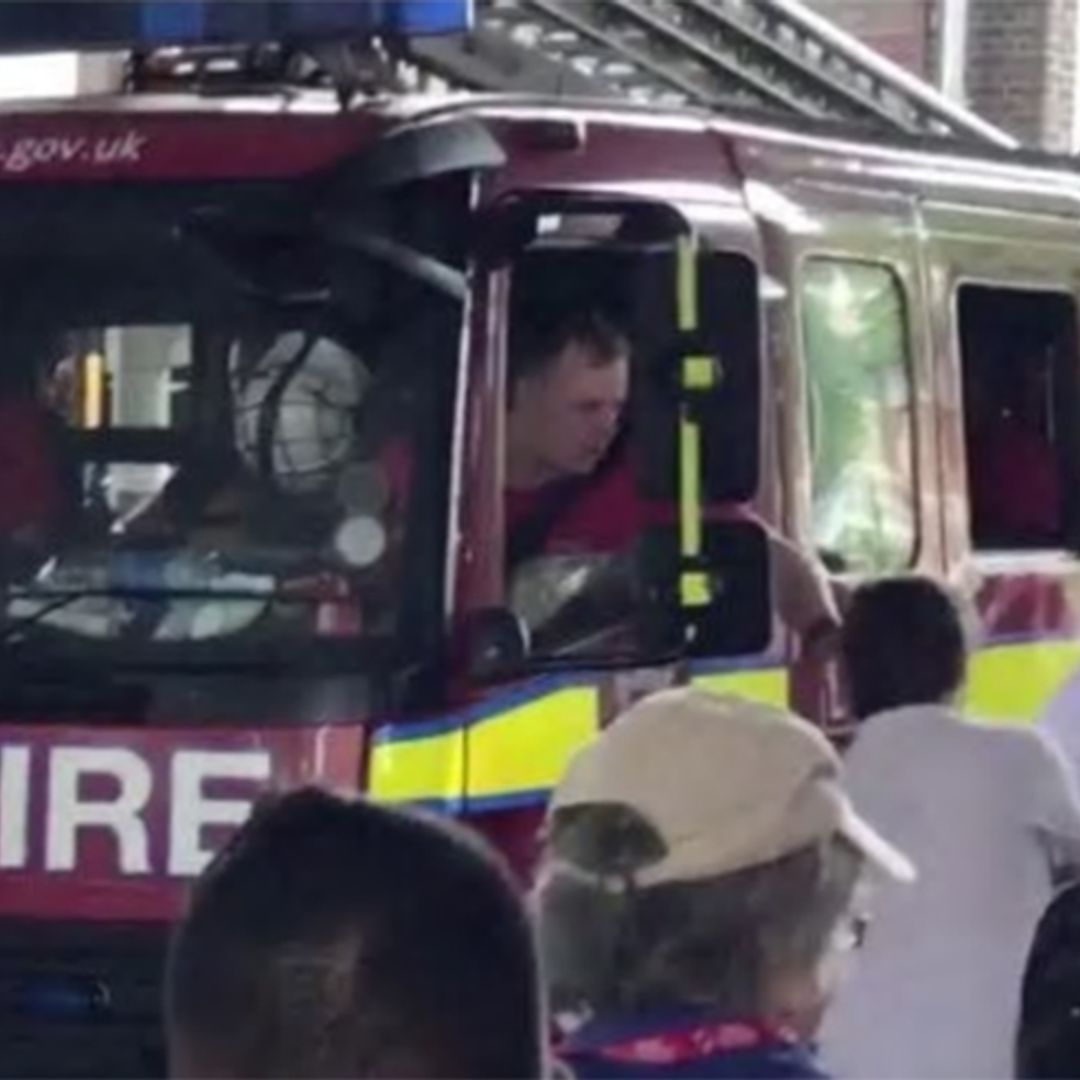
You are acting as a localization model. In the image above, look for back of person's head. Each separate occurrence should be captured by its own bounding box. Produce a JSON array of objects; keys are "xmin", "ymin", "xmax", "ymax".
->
[
  {"xmin": 166, "ymin": 787, "xmax": 544, "ymax": 1079},
  {"xmin": 1017, "ymin": 883, "xmax": 1080, "ymax": 1079},
  {"xmin": 842, "ymin": 575, "xmax": 969, "ymax": 721},
  {"xmin": 509, "ymin": 308, "xmax": 629, "ymax": 393},
  {"xmin": 536, "ymin": 689, "xmax": 912, "ymax": 1031},
  {"xmin": 541, "ymin": 815, "xmax": 863, "ymax": 1024}
]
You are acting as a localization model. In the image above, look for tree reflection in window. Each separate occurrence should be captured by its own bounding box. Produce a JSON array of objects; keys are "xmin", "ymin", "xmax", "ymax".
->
[{"xmin": 801, "ymin": 259, "xmax": 916, "ymax": 573}]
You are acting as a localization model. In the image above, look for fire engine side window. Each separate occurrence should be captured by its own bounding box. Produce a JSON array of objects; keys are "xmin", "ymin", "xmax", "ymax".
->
[
  {"xmin": 959, "ymin": 285, "xmax": 1080, "ymax": 551},
  {"xmin": 800, "ymin": 259, "xmax": 916, "ymax": 573}
]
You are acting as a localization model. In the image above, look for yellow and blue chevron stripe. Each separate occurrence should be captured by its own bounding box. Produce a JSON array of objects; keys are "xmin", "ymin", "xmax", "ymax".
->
[
  {"xmin": 368, "ymin": 632, "xmax": 1080, "ymax": 812},
  {"xmin": 368, "ymin": 660, "xmax": 790, "ymax": 812}
]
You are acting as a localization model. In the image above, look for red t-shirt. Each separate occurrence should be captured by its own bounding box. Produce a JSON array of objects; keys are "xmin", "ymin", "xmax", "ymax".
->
[
  {"xmin": 506, "ymin": 458, "xmax": 647, "ymax": 556},
  {"xmin": 0, "ymin": 398, "xmax": 64, "ymax": 534},
  {"xmin": 504, "ymin": 458, "xmax": 758, "ymax": 558}
]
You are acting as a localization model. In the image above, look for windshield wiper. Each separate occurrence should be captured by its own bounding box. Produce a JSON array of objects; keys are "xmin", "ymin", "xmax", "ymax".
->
[{"xmin": 0, "ymin": 584, "xmax": 279, "ymax": 645}]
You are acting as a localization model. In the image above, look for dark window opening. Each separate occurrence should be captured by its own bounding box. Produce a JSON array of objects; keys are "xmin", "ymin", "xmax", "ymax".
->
[
  {"xmin": 960, "ymin": 285, "xmax": 1080, "ymax": 551},
  {"xmin": 503, "ymin": 243, "xmax": 657, "ymax": 659},
  {"xmin": 500, "ymin": 211, "xmax": 759, "ymax": 661}
]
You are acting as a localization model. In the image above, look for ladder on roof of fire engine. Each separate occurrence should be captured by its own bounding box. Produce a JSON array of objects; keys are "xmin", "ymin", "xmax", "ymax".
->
[{"xmin": 406, "ymin": 0, "xmax": 1014, "ymax": 147}]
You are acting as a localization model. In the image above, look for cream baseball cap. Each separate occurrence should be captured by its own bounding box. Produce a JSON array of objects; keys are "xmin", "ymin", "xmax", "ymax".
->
[{"xmin": 548, "ymin": 688, "xmax": 914, "ymax": 887}]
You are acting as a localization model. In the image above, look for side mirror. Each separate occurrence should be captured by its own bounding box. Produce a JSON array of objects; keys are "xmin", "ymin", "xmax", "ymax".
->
[
  {"xmin": 637, "ymin": 520, "xmax": 771, "ymax": 657},
  {"xmin": 461, "ymin": 607, "xmax": 530, "ymax": 684}
]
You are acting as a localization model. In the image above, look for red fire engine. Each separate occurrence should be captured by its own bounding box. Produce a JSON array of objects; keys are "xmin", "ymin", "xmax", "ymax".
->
[{"xmin": 5, "ymin": 2, "xmax": 1080, "ymax": 1075}]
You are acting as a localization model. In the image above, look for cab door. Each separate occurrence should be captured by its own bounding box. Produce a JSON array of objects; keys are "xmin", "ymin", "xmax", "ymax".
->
[
  {"xmin": 742, "ymin": 174, "xmax": 938, "ymax": 726},
  {"xmin": 448, "ymin": 191, "xmax": 772, "ymax": 873}
]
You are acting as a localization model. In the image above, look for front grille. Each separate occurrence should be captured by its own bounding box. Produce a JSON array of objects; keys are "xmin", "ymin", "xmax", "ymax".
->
[{"xmin": 0, "ymin": 920, "xmax": 167, "ymax": 1078}]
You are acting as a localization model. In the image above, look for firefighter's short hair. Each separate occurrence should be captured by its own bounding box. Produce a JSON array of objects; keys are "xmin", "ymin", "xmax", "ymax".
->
[
  {"xmin": 509, "ymin": 308, "xmax": 630, "ymax": 389},
  {"xmin": 166, "ymin": 787, "xmax": 544, "ymax": 1079}
]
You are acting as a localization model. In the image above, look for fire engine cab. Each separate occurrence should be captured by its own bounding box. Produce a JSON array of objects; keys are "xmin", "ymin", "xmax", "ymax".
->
[
  {"xmin": 0, "ymin": 3, "xmax": 776, "ymax": 1072},
  {"xmin": 6, "ymin": 1, "xmax": 1080, "ymax": 1075}
]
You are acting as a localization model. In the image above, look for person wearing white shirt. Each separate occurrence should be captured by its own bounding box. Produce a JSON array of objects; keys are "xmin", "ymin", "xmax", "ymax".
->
[
  {"xmin": 820, "ymin": 576, "xmax": 1080, "ymax": 1080},
  {"xmin": 1039, "ymin": 665, "xmax": 1080, "ymax": 785}
]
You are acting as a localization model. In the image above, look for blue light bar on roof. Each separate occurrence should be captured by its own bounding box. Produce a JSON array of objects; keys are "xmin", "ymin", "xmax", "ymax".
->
[
  {"xmin": 385, "ymin": 0, "xmax": 475, "ymax": 34},
  {"xmin": 0, "ymin": 1, "xmax": 473, "ymax": 53}
]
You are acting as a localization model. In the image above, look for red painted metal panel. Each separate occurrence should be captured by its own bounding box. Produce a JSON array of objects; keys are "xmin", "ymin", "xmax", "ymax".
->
[
  {"xmin": 0, "ymin": 722, "xmax": 364, "ymax": 921},
  {"xmin": 0, "ymin": 111, "xmax": 383, "ymax": 182}
]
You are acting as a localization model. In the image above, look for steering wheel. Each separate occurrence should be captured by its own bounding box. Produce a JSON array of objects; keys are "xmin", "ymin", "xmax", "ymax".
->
[{"xmin": 516, "ymin": 550, "xmax": 639, "ymax": 656}]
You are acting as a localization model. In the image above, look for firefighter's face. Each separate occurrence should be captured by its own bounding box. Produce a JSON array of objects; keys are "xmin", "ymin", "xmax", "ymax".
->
[{"xmin": 510, "ymin": 340, "xmax": 629, "ymax": 481}]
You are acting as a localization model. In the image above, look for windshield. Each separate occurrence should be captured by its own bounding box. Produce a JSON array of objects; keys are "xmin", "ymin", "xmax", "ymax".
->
[{"xmin": 0, "ymin": 179, "xmax": 463, "ymax": 667}]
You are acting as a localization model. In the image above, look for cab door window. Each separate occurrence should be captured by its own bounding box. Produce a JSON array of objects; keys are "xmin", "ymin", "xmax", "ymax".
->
[
  {"xmin": 499, "ymin": 228, "xmax": 765, "ymax": 660},
  {"xmin": 800, "ymin": 258, "xmax": 917, "ymax": 573},
  {"xmin": 503, "ymin": 245, "xmax": 641, "ymax": 655}
]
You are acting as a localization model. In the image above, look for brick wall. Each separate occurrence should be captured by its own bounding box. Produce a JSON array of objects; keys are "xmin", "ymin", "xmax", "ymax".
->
[
  {"xmin": 1043, "ymin": 0, "xmax": 1077, "ymax": 149},
  {"xmin": 807, "ymin": 0, "xmax": 936, "ymax": 77},
  {"xmin": 966, "ymin": 0, "xmax": 1077, "ymax": 149},
  {"xmin": 808, "ymin": 0, "xmax": 1079, "ymax": 149}
]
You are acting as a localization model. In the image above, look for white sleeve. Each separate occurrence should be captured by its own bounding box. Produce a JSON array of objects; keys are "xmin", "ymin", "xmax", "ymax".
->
[
  {"xmin": 1039, "ymin": 670, "xmax": 1080, "ymax": 783},
  {"xmin": 767, "ymin": 531, "xmax": 839, "ymax": 637},
  {"xmin": 1026, "ymin": 728, "xmax": 1080, "ymax": 872}
]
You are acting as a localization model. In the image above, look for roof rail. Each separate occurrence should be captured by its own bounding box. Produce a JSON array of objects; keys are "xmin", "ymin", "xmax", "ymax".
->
[
  {"xmin": 408, "ymin": 0, "xmax": 1015, "ymax": 145},
  {"xmin": 121, "ymin": 0, "xmax": 1017, "ymax": 148}
]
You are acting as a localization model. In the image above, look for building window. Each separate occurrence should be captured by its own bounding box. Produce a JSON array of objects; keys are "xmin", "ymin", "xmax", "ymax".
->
[
  {"xmin": 800, "ymin": 258, "xmax": 916, "ymax": 573},
  {"xmin": 959, "ymin": 285, "xmax": 1080, "ymax": 551}
]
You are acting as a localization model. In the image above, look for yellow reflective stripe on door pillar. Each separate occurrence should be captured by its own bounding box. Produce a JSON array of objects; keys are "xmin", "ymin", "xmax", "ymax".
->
[
  {"xmin": 677, "ymin": 234, "xmax": 698, "ymax": 333},
  {"xmin": 679, "ymin": 412, "xmax": 703, "ymax": 560}
]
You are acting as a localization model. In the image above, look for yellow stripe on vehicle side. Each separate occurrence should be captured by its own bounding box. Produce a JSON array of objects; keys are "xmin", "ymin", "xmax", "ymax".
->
[
  {"xmin": 368, "ymin": 728, "xmax": 465, "ymax": 805},
  {"xmin": 692, "ymin": 667, "xmax": 790, "ymax": 709},
  {"xmin": 467, "ymin": 686, "xmax": 600, "ymax": 800},
  {"xmin": 966, "ymin": 639, "xmax": 1080, "ymax": 727}
]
